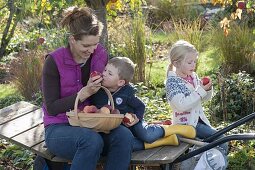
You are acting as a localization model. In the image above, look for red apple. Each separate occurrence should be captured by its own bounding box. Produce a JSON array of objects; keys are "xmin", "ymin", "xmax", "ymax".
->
[
  {"xmin": 202, "ymin": 77, "xmax": 210, "ymax": 85},
  {"xmin": 83, "ymin": 105, "xmax": 98, "ymax": 113},
  {"xmin": 90, "ymin": 71, "xmax": 101, "ymax": 78},
  {"xmin": 123, "ymin": 113, "xmax": 135, "ymax": 124},
  {"xmin": 37, "ymin": 37, "xmax": 45, "ymax": 44},
  {"xmin": 104, "ymin": 105, "xmax": 113, "ymax": 111},
  {"xmin": 111, "ymin": 109, "xmax": 120, "ymax": 114},
  {"xmin": 162, "ymin": 120, "xmax": 172, "ymax": 125},
  {"xmin": 237, "ymin": 1, "xmax": 246, "ymax": 9},
  {"xmin": 100, "ymin": 106, "xmax": 110, "ymax": 114}
]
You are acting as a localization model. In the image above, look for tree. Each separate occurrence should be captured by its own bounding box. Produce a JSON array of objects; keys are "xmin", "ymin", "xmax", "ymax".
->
[
  {"xmin": 0, "ymin": 0, "xmax": 21, "ymax": 59},
  {"xmin": 84, "ymin": 0, "xmax": 111, "ymax": 49}
]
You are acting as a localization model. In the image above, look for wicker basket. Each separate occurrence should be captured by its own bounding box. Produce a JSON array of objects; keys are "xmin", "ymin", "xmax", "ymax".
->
[{"xmin": 66, "ymin": 86, "xmax": 124, "ymax": 133}]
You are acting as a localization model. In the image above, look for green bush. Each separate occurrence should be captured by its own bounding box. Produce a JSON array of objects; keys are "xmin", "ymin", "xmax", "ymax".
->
[
  {"xmin": 209, "ymin": 71, "xmax": 255, "ymax": 122},
  {"xmin": 228, "ymin": 141, "xmax": 255, "ymax": 170},
  {"xmin": 147, "ymin": 0, "xmax": 205, "ymax": 29},
  {"xmin": 0, "ymin": 95, "xmax": 24, "ymax": 109},
  {"xmin": 134, "ymin": 82, "xmax": 172, "ymax": 122},
  {"xmin": 0, "ymin": 144, "xmax": 34, "ymax": 170}
]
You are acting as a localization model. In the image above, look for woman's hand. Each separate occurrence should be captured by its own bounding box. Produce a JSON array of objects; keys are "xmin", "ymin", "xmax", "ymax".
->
[{"xmin": 79, "ymin": 75, "xmax": 103, "ymax": 102}]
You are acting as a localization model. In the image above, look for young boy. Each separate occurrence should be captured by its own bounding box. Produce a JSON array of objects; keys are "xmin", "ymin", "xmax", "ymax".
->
[{"xmin": 91, "ymin": 57, "xmax": 196, "ymax": 151}]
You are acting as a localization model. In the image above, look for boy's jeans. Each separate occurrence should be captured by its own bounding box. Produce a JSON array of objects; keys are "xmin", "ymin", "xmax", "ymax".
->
[
  {"xmin": 130, "ymin": 121, "xmax": 164, "ymax": 151},
  {"xmin": 45, "ymin": 123, "xmax": 133, "ymax": 170}
]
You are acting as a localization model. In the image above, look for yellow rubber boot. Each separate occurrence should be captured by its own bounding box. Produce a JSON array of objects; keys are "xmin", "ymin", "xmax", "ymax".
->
[
  {"xmin": 144, "ymin": 134, "xmax": 179, "ymax": 149},
  {"xmin": 162, "ymin": 125, "xmax": 196, "ymax": 139}
]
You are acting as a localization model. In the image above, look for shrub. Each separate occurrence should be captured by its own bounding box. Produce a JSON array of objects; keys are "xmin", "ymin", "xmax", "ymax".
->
[
  {"xmin": 0, "ymin": 95, "xmax": 24, "ymax": 109},
  {"xmin": 133, "ymin": 82, "xmax": 172, "ymax": 122},
  {"xmin": 168, "ymin": 17, "xmax": 205, "ymax": 52},
  {"xmin": 209, "ymin": 71, "xmax": 255, "ymax": 122},
  {"xmin": 11, "ymin": 49, "xmax": 44, "ymax": 101},
  {"xmin": 209, "ymin": 22, "xmax": 255, "ymax": 75},
  {"xmin": 228, "ymin": 141, "xmax": 255, "ymax": 170},
  {"xmin": 122, "ymin": 14, "xmax": 147, "ymax": 83},
  {"xmin": 147, "ymin": 0, "xmax": 205, "ymax": 29}
]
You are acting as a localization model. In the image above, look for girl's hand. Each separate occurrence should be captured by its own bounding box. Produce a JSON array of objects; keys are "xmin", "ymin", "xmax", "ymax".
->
[{"xmin": 201, "ymin": 79, "xmax": 212, "ymax": 91}]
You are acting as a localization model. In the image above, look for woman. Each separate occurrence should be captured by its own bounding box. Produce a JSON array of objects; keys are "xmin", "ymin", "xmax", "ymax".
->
[{"xmin": 42, "ymin": 6, "xmax": 133, "ymax": 170}]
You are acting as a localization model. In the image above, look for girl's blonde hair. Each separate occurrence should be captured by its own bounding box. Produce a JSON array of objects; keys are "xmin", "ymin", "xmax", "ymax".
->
[
  {"xmin": 61, "ymin": 6, "xmax": 103, "ymax": 40},
  {"xmin": 167, "ymin": 40, "xmax": 198, "ymax": 76}
]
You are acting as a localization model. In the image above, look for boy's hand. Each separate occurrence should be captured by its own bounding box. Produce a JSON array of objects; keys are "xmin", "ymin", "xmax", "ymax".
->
[{"xmin": 122, "ymin": 113, "xmax": 139, "ymax": 127}]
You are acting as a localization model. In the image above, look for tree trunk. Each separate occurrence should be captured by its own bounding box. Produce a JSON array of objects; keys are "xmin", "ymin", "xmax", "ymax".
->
[
  {"xmin": 0, "ymin": 0, "xmax": 18, "ymax": 60},
  {"xmin": 84, "ymin": 0, "xmax": 110, "ymax": 49}
]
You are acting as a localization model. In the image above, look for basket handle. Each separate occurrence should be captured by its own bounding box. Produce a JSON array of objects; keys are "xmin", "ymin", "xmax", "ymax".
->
[{"xmin": 74, "ymin": 85, "xmax": 115, "ymax": 120}]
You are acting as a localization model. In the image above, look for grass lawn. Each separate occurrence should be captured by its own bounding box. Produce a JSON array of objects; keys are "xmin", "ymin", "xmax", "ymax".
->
[{"xmin": 0, "ymin": 83, "xmax": 17, "ymax": 99}]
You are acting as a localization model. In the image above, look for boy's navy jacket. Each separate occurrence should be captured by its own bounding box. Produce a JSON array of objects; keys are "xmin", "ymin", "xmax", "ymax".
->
[{"xmin": 91, "ymin": 84, "xmax": 145, "ymax": 120}]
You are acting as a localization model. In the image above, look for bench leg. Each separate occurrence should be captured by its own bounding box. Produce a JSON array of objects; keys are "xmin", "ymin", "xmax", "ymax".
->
[
  {"xmin": 160, "ymin": 163, "xmax": 174, "ymax": 170},
  {"xmin": 129, "ymin": 164, "xmax": 136, "ymax": 170}
]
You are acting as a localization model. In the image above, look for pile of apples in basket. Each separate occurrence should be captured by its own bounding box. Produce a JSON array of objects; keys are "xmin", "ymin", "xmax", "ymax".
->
[{"xmin": 83, "ymin": 104, "xmax": 134, "ymax": 124}]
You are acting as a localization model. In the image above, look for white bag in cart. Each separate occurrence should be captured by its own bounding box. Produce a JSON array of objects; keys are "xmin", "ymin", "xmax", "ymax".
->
[{"xmin": 194, "ymin": 148, "xmax": 227, "ymax": 170}]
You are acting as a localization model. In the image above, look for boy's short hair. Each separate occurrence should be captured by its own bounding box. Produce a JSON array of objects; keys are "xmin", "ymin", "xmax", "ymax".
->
[{"xmin": 108, "ymin": 57, "xmax": 135, "ymax": 83}]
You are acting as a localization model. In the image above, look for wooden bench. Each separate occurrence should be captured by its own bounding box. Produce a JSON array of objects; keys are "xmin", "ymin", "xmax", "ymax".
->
[{"xmin": 0, "ymin": 101, "xmax": 190, "ymax": 170}]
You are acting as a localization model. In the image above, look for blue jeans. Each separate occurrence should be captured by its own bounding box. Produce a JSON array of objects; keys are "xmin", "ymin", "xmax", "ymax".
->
[
  {"xmin": 129, "ymin": 121, "xmax": 164, "ymax": 151},
  {"xmin": 196, "ymin": 122, "xmax": 229, "ymax": 155},
  {"xmin": 45, "ymin": 123, "xmax": 133, "ymax": 170}
]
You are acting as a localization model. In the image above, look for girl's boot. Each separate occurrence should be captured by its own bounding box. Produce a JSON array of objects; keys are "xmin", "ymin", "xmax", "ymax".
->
[
  {"xmin": 162, "ymin": 125, "xmax": 196, "ymax": 138},
  {"xmin": 144, "ymin": 134, "xmax": 179, "ymax": 149}
]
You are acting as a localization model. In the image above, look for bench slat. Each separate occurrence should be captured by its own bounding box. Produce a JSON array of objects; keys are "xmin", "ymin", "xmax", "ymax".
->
[
  {"xmin": 130, "ymin": 147, "xmax": 162, "ymax": 164},
  {"xmin": 12, "ymin": 123, "xmax": 45, "ymax": 148},
  {"xmin": 0, "ymin": 108, "xmax": 43, "ymax": 139},
  {"xmin": 0, "ymin": 101, "xmax": 39, "ymax": 125},
  {"xmin": 146, "ymin": 143, "xmax": 190, "ymax": 164}
]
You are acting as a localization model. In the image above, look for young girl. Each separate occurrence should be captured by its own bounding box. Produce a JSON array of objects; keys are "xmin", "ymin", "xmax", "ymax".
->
[{"xmin": 165, "ymin": 40, "xmax": 228, "ymax": 155}]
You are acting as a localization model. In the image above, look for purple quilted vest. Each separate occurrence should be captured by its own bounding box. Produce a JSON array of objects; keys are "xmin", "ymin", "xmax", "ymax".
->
[{"xmin": 43, "ymin": 44, "xmax": 108, "ymax": 127}]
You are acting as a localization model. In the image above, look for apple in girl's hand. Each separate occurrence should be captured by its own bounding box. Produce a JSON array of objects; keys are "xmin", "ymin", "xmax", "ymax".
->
[
  {"xmin": 90, "ymin": 71, "xmax": 101, "ymax": 78},
  {"xmin": 202, "ymin": 77, "xmax": 210, "ymax": 85},
  {"xmin": 237, "ymin": 1, "xmax": 246, "ymax": 9},
  {"xmin": 100, "ymin": 106, "xmax": 111, "ymax": 114},
  {"xmin": 111, "ymin": 109, "xmax": 120, "ymax": 114},
  {"xmin": 123, "ymin": 113, "xmax": 135, "ymax": 124},
  {"xmin": 83, "ymin": 105, "xmax": 98, "ymax": 113}
]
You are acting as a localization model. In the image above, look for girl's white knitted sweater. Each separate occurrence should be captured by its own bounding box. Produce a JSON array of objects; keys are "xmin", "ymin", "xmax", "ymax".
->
[{"xmin": 165, "ymin": 71, "xmax": 213, "ymax": 127}]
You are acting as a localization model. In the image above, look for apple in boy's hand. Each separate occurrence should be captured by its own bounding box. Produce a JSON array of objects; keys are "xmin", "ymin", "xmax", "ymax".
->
[
  {"xmin": 202, "ymin": 77, "xmax": 210, "ymax": 85},
  {"xmin": 162, "ymin": 120, "xmax": 172, "ymax": 125},
  {"xmin": 83, "ymin": 105, "xmax": 98, "ymax": 113},
  {"xmin": 123, "ymin": 113, "xmax": 135, "ymax": 124},
  {"xmin": 100, "ymin": 106, "xmax": 111, "ymax": 114},
  {"xmin": 111, "ymin": 109, "xmax": 120, "ymax": 114},
  {"xmin": 90, "ymin": 71, "xmax": 101, "ymax": 78}
]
